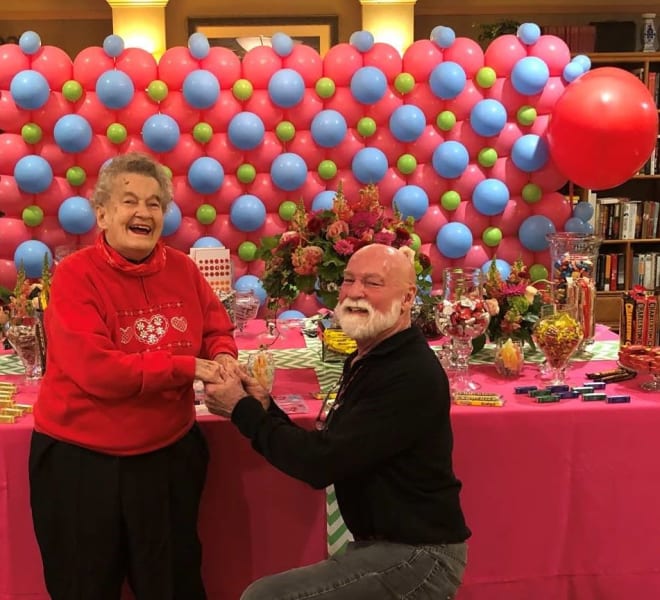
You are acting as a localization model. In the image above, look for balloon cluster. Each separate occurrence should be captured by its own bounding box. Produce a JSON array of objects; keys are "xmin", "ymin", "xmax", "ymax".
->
[{"xmin": 0, "ymin": 25, "xmax": 656, "ymax": 313}]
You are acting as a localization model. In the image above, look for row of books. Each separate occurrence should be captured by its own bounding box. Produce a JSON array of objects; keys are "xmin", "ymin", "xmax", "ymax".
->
[
  {"xmin": 596, "ymin": 252, "xmax": 660, "ymax": 292},
  {"xmin": 587, "ymin": 195, "xmax": 660, "ymax": 240}
]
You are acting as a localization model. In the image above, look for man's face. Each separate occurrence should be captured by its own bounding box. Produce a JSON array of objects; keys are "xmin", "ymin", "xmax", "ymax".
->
[{"xmin": 96, "ymin": 173, "xmax": 164, "ymax": 261}]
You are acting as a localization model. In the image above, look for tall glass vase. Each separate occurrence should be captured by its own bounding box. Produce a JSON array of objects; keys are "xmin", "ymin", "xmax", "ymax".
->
[
  {"xmin": 434, "ymin": 267, "xmax": 490, "ymax": 392},
  {"xmin": 5, "ymin": 311, "xmax": 42, "ymax": 383},
  {"xmin": 546, "ymin": 232, "xmax": 602, "ymax": 349}
]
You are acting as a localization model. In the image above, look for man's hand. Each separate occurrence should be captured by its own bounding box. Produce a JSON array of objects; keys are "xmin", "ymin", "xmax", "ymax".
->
[
  {"xmin": 204, "ymin": 369, "xmax": 250, "ymax": 417},
  {"xmin": 214, "ymin": 353, "xmax": 240, "ymax": 374},
  {"xmin": 237, "ymin": 366, "xmax": 271, "ymax": 410}
]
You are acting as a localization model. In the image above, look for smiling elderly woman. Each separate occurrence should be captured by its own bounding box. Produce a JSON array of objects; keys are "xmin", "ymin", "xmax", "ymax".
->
[{"xmin": 29, "ymin": 152, "xmax": 238, "ymax": 600}]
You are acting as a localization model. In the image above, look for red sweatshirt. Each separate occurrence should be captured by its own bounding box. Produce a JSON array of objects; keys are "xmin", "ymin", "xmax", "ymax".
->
[{"xmin": 34, "ymin": 235, "xmax": 238, "ymax": 455}]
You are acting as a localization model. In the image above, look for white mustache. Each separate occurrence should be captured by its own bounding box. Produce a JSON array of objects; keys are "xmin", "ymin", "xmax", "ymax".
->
[{"xmin": 338, "ymin": 299, "xmax": 374, "ymax": 315}]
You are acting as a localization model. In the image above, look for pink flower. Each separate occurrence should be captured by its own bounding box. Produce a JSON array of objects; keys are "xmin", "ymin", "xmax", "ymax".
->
[
  {"xmin": 291, "ymin": 245, "xmax": 323, "ymax": 276},
  {"xmin": 349, "ymin": 211, "xmax": 379, "ymax": 236},
  {"xmin": 325, "ymin": 219, "xmax": 349, "ymax": 241},
  {"xmin": 277, "ymin": 231, "xmax": 301, "ymax": 248},
  {"xmin": 373, "ymin": 229, "xmax": 396, "ymax": 245},
  {"xmin": 485, "ymin": 298, "xmax": 500, "ymax": 316},
  {"xmin": 333, "ymin": 238, "xmax": 355, "ymax": 256}
]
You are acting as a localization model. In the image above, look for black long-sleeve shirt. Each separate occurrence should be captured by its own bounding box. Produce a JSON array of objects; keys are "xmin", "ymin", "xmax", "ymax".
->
[{"xmin": 232, "ymin": 326, "xmax": 470, "ymax": 545}]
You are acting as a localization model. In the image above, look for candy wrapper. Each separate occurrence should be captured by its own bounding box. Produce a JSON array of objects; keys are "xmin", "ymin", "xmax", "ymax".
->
[{"xmin": 247, "ymin": 349, "xmax": 276, "ymax": 392}]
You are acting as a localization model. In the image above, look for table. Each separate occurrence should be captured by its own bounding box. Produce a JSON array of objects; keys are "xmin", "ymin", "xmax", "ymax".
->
[{"xmin": 2, "ymin": 323, "xmax": 660, "ymax": 600}]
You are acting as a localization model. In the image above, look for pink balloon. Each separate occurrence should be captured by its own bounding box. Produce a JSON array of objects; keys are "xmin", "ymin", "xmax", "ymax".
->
[
  {"xmin": 74, "ymin": 92, "xmax": 116, "ymax": 134},
  {"xmin": 32, "ymin": 92, "xmax": 72, "ymax": 133},
  {"xmin": 490, "ymin": 121, "xmax": 523, "ymax": 157},
  {"xmin": 405, "ymin": 84, "xmax": 445, "ymax": 121},
  {"xmin": 297, "ymin": 173, "xmax": 326, "ymax": 203},
  {"xmin": 0, "ymin": 176, "xmax": 30, "ymax": 217},
  {"xmin": 207, "ymin": 214, "xmax": 246, "ymax": 250},
  {"xmin": 287, "ymin": 131, "xmax": 325, "ymax": 170},
  {"xmin": 365, "ymin": 86, "xmax": 403, "ymax": 124},
  {"xmin": 119, "ymin": 136, "xmax": 152, "ymax": 157},
  {"xmin": 256, "ymin": 212, "xmax": 287, "ymax": 238},
  {"xmin": 323, "ymin": 44, "xmax": 363, "ymax": 86},
  {"xmin": 488, "ymin": 158, "xmax": 528, "ymax": 196},
  {"xmin": 246, "ymin": 259, "xmax": 263, "ymax": 279},
  {"xmin": 116, "ymin": 48, "xmax": 158, "ymax": 90},
  {"xmin": 402, "ymin": 40, "xmax": 443, "ymax": 81},
  {"xmin": 446, "ymin": 121, "xmax": 483, "ymax": 159},
  {"xmin": 529, "ymin": 160, "xmax": 567, "ymax": 191},
  {"xmin": 201, "ymin": 47, "xmax": 242, "ymax": 88},
  {"xmin": 531, "ymin": 191, "xmax": 572, "ymax": 227},
  {"xmin": 531, "ymin": 76, "xmax": 566, "ymax": 115},
  {"xmin": 529, "ymin": 114, "xmax": 550, "ymax": 137},
  {"xmin": 159, "ymin": 90, "xmax": 201, "ymax": 131},
  {"xmin": 34, "ymin": 215, "xmax": 70, "ymax": 250},
  {"xmin": 77, "ymin": 229, "xmax": 99, "ymax": 246},
  {"xmin": 37, "ymin": 177, "xmax": 75, "ymax": 215},
  {"xmin": 369, "ymin": 128, "xmax": 406, "ymax": 164},
  {"xmin": 171, "ymin": 176, "xmax": 197, "ymax": 214},
  {"xmin": 158, "ymin": 46, "xmax": 199, "ymax": 90},
  {"xmin": 0, "ymin": 258, "xmax": 17, "ymax": 290},
  {"xmin": 443, "ymin": 37, "xmax": 484, "ymax": 77},
  {"xmin": 324, "ymin": 87, "xmax": 362, "ymax": 128},
  {"xmin": 206, "ymin": 133, "xmax": 244, "ymax": 173},
  {"xmin": 282, "ymin": 90, "xmax": 323, "ymax": 129},
  {"xmin": 495, "ymin": 236, "xmax": 534, "ymax": 266},
  {"xmin": 451, "ymin": 163, "xmax": 486, "ymax": 199},
  {"xmin": 484, "ymin": 35, "xmax": 527, "ymax": 76},
  {"xmin": 30, "ymin": 45, "xmax": 73, "ymax": 88},
  {"xmin": 0, "ymin": 134, "xmax": 30, "ymax": 174},
  {"xmin": 413, "ymin": 204, "xmax": 448, "ymax": 243},
  {"xmin": 462, "ymin": 243, "xmax": 491, "ymax": 269},
  {"xmin": 0, "ymin": 91, "xmax": 29, "ymax": 133},
  {"xmin": 332, "ymin": 129, "xmax": 364, "ymax": 169},
  {"xmin": 377, "ymin": 168, "xmax": 406, "ymax": 204},
  {"xmin": 364, "ymin": 42, "xmax": 402, "ymax": 81},
  {"xmin": 291, "ymin": 292, "xmax": 322, "ymax": 316},
  {"xmin": 232, "ymin": 258, "xmax": 249, "ymax": 280},
  {"xmin": 73, "ymin": 47, "xmax": 115, "ymax": 90},
  {"xmin": 408, "ymin": 125, "xmax": 444, "ymax": 164},
  {"xmin": 498, "ymin": 195, "xmax": 533, "ymax": 236},
  {"xmin": 0, "ymin": 218, "xmax": 30, "ymax": 258},
  {"xmin": 163, "ymin": 216, "xmax": 204, "ymax": 252},
  {"xmin": 76, "ymin": 135, "xmax": 117, "ymax": 174},
  {"xmin": 407, "ymin": 163, "xmax": 449, "ymax": 201},
  {"xmin": 333, "ymin": 169, "xmax": 361, "ymax": 201},
  {"xmin": 453, "ymin": 200, "xmax": 491, "ymax": 237},
  {"xmin": 218, "ymin": 175, "xmax": 250, "ymax": 210},
  {"xmin": 445, "ymin": 80, "xmax": 483, "ymax": 121},
  {"xmin": 241, "ymin": 47, "xmax": 282, "ymax": 89},
  {"xmin": 533, "ymin": 250, "xmax": 550, "ymax": 269},
  {"xmin": 282, "ymin": 44, "xmax": 323, "ymax": 85},
  {"xmin": 160, "ymin": 133, "xmax": 205, "ymax": 176},
  {"xmin": 426, "ymin": 244, "xmax": 452, "ymax": 284},
  {"xmin": 249, "ymin": 132, "xmax": 284, "ymax": 173},
  {"xmin": 0, "ymin": 44, "xmax": 30, "ymax": 88},
  {"xmin": 244, "ymin": 174, "xmax": 283, "ymax": 212},
  {"xmin": 244, "ymin": 89, "xmax": 284, "ymax": 130},
  {"xmin": 201, "ymin": 92, "xmax": 242, "ymax": 132},
  {"xmin": 485, "ymin": 77, "xmax": 527, "ymax": 108},
  {"xmin": 79, "ymin": 176, "xmax": 97, "ymax": 201},
  {"xmin": 116, "ymin": 92, "xmax": 157, "ymax": 134},
  {"xmin": 528, "ymin": 35, "xmax": 571, "ymax": 77}
]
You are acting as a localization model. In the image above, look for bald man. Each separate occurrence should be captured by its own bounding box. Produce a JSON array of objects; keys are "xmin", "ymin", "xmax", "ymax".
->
[{"xmin": 205, "ymin": 244, "xmax": 470, "ymax": 600}]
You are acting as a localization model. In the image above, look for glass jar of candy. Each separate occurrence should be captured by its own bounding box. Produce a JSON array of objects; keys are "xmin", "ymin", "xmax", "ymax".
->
[{"xmin": 546, "ymin": 232, "xmax": 602, "ymax": 348}]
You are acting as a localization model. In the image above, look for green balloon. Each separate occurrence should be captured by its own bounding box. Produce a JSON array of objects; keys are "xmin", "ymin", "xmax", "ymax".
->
[
  {"xmin": 482, "ymin": 226, "xmax": 502, "ymax": 247},
  {"xmin": 147, "ymin": 80, "xmax": 168, "ymax": 102},
  {"xmin": 278, "ymin": 200, "xmax": 298, "ymax": 221},
  {"xmin": 410, "ymin": 232, "xmax": 421, "ymax": 251},
  {"xmin": 394, "ymin": 72, "xmax": 415, "ymax": 94},
  {"xmin": 233, "ymin": 79, "xmax": 253, "ymax": 101},
  {"xmin": 517, "ymin": 105, "xmax": 537, "ymax": 126},
  {"xmin": 397, "ymin": 154, "xmax": 417, "ymax": 175},
  {"xmin": 529, "ymin": 263, "xmax": 549, "ymax": 282},
  {"xmin": 441, "ymin": 190, "xmax": 461, "ymax": 211},
  {"xmin": 66, "ymin": 166, "xmax": 86, "ymax": 187},
  {"xmin": 476, "ymin": 66, "xmax": 497, "ymax": 88},
  {"xmin": 436, "ymin": 110, "xmax": 456, "ymax": 131},
  {"xmin": 193, "ymin": 122, "xmax": 213, "ymax": 143},
  {"xmin": 315, "ymin": 77, "xmax": 336, "ymax": 99},
  {"xmin": 318, "ymin": 160, "xmax": 337, "ymax": 180},
  {"xmin": 196, "ymin": 204, "xmax": 217, "ymax": 225},
  {"xmin": 62, "ymin": 80, "xmax": 83, "ymax": 102},
  {"xmin": 238, "ymin": 241, "xmax": 258, "ymax": 261},
  {"xmin": 22, "ymin": 205, "xmax": 44, "ymax": 227},
  {"xmin": 357, "ymin": 117, "xmax": 376, "ymax": 137},
  {"xmin": 522, "ymin": 183, "xmax": 543, "ymax": 203},
  {"xmin": 21, "ymin": 123, "xmax": 42, "ymax": 144},
  {"xmin": 275, "ymin": 121, "xmax": 295, "ymax": 142},
  {"xmin": 107, "ymin": 123, "xmax": 127, "ymax": 144},
  {"xmin": 237, "ymin": 164, "xmax": 256, "ymax": 184},
  {"xmin": 477, "ymin": 147, "xmax": 498, "ymax": 168}
]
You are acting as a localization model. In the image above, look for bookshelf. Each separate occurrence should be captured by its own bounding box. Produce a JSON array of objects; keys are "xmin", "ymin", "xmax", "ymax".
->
[{"xmin": 585, "ymin": 53, "xmax": 660, "ymax": 337}]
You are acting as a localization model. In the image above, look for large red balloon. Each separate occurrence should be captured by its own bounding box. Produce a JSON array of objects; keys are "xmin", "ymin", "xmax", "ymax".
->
[{"xmin": 547, "ymin": 67, "xmax": 658, "ymax": 190}]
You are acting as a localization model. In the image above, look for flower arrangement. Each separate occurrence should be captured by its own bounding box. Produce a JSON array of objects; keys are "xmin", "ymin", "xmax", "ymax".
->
[
  {"xmin": 258, "ymin": 183, "xmax": 433, "ymax": 310},
  {"xmin": 0, "ymin": 259, "xmax": 51, "ymax": 324},
  {"xmin": 483, "ymin": 257, "xmax": 551, "ymax": 350}
]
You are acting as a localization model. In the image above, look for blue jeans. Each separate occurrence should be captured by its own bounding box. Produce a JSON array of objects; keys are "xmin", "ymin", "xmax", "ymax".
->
[{"xmin": 240, "ymin": 540, "xmax": 467, "ymax": 600}]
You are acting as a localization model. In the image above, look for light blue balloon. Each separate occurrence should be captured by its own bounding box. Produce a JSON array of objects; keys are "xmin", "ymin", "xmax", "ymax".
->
[
  {"xmin": 518, "ymin": 215, "xmax": 556, "ymax": 251},
  {"xmin": 470, "ymin": 99, "xmax": 507, "ymax": 137},
  {"xmin": 436, "ymin": 222, "xmax": 473, "ymax": 259},
  {"xmin": 235, "ymin": 274, "xmax": 267, "ymax": 306},
  {"xmin": 572, "ymin": 54, "xmax": 591, "ymax": 72},
  {"xmin": 57, "ymin": 196, "xmax": 95, "ymax": 234},
  {"xmin": 10, "ymin": 70, "xmax": 49, "ymax": 110},
  {"xmin": 429, "ymin": 61, "xmax": 466, "ymax": 100},
  {"xmin": 432, "ymin": 141, "xmax": 469, "ymax": 179},
  {"xmin": 14, "ymin": 240, "xmax": 52, "ymax": 278},
  {"xmin": 193, "ymin": 236, "xmax": 224, "ymax": 248},
  {"xmin": 562, "ymin": 62, "xmax": 585, "ymax": 83},
  {"xmin": 188, "ymin": 32, "xmax": 210, "ymax": 59},
  {"xmin": 102, "ymin": 34, "xmax": 124, "ymax": 58},
  {"xmin": 350, "ymin": 66, "xmax": 387, "ymax": 104},
  {"xmin": 311, "ymin": 109, "xmax": 347, "ymax": 148},
  {"xmin": 19, "ymin": 31, "xmax": 41, "ymax": 55},
  {"xmin": 14, "ymin": 155, "xmax": 52, "ymax": 194},
  {"xmin": 472, "ymin": 179, "xmax": 510, "ymax": 216},
  {"xmin": 511, "ymin": 56, "xmax": 549, "ymax": 95},
  {"xmin": 182, "ymin": 69, "xmax": 220, "ymax": 109},
  {"xmin": 349, "ymin": 30, "xmax": 375, "ymax": 52},
  {"xmin": 268, "ymin": 68, "xmax": 305, "ymax": 108},
  {"xmin": 430, "ymin": 26, "xmax": 456, "ymax": 48},
  {"xmin": 583, "ymin": 221, "xmax": 594, "ymax": 234},
  {"xmin": 564, "ymin": 217, "xmax": 589, "ymax": 233},
  {"xmin": 271, "ymin": 32, "xmax": 294, "ymax": 57},
  {"xmin": 230, "ymin": 194, "xmax": 267, "ymax": 232},
  {"xmin": 311, "ymin": 190, "xmax": 336, "ymax": 211},
  {"xmin": 482, "ymin": 258, "xmax": 511, "ymax": 280},
  {"xmin": 228, "ymin": 112, "xmax": 265, "ymax": 150},
  {"xmin": 54, "ymin": 114, "xmax": 93, "ymax": 153},
  {"xmin": 271, "ymin": 153, "xmax": 308, "ymax": 191},
  {"xmin": 96, "ymin": 69, "xmax": 134, "ymax": 109},
  {"xmin": 188, "ymin": 156, "xmax": 224, "ymax": 194},
  {"xmin": 351, "ymin": 147, "xmax": 388, "ymax": 184},
  {"xmin": 162, "ymin": 201, "xmax": 182, "ymax": 236},
  {"xmin": 142, "ymin": 113, "xmax": 180, "ymax": 153},
  {"xmin": 573, "ymin": 201, "xmax": 594, "ymax": 221},
  {"xmin": 393, "ymin": 185, "xmax": 429, "ymax": 221},
  {"xmin": 511, "ymin": 134, "xmax": 549, "ymax": 173},
  {"xmin": 389, "ymin": 104, "xmax": 426, "ymax": 142},
  {"xmin": 517, "ymin": 23, "xmax": 541, "ymax": 45},
  {"xmin": 278, "ymin": 309, "xmax": 306, "ymax": 320}
]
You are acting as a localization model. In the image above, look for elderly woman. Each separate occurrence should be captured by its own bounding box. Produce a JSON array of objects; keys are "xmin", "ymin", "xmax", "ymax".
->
[{"xmin": 29, "ymin": 152, "xmax": 237, "ymax": 600}]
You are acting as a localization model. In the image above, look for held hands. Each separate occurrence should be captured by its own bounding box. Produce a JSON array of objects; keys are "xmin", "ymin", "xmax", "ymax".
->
[{"xmin": 204, "ymin": 364, "xmax": 270, "ymax": 418}]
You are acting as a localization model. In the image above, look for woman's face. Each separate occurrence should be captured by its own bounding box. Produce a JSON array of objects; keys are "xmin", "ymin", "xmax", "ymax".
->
[{"xmin": 96, "ymin": 172, "xmax": 164, "ymax": 261}]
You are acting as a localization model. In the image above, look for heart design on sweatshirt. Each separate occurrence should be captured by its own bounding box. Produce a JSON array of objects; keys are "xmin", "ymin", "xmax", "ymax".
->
[
  {"xmin": 120, "ymin": 327, "xmax": 133, "ymax": 344},
  {"xmin": 134, "ymin": 314, "xmax": 168, "ymax": 345},
  {"xmin": 171, "ymin": 316, "xmax": 187, "ymax": 332}
]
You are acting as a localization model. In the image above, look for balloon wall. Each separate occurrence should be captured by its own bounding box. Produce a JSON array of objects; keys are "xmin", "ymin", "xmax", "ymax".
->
[{"xmin": 0, "ymin": 25, "xmax": 656, "ymax": 312}]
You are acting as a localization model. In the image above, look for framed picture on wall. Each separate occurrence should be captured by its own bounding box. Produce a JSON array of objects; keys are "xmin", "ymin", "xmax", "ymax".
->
[{"xmin": 188, "ymin": 16, "xmax": 339, "ymax": 57}]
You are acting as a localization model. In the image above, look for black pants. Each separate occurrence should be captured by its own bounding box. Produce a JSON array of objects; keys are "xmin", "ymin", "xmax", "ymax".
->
[{"xmin": 29, "ymin": 424, "xmax": 209, "ymax": 600}]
